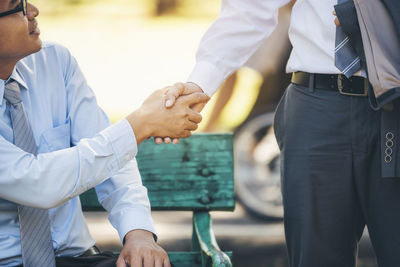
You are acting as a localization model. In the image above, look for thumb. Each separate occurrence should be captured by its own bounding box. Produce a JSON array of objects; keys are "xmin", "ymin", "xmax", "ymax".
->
[{"xmin": 164, "ymin": 83, "xmax": 185, "ymax": 108}]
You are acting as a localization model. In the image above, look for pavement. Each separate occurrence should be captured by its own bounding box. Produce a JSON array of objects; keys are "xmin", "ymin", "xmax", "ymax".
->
[{"xmin": 85, "ymin": 203, "xmax": 378, "ymax": 267}]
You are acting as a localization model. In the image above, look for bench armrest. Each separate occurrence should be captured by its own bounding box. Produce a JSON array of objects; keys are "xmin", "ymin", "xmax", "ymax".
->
[{"xmin": 193, "ymin": 211, "xmax": 232, "ymax": 267}]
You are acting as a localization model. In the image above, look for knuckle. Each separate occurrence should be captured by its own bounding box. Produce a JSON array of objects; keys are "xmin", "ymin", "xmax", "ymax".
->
[
  {"xmin": 146, "ymin": 249, "xmax": 154, "ymax": 257},
  {"xmin": 174, "ymin": 82, "xmax": 184, "ymax": 90},
  {"xmin": 162, "ymin": 250, "xmax": 168, "ymax": 257}
]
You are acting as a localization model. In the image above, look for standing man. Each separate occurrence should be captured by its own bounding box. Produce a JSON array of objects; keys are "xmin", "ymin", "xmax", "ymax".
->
[
  {"xmin": 0, "ymin": 1, "xmax": 208, "ymax": 267},
  {"xmin": 164, "ymin": 0, "xmax": 400, "ymax": 266}
]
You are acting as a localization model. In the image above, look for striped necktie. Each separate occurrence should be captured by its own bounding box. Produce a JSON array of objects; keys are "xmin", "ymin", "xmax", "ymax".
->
[
  {"xmin": 334, "ymin": 0, "xmax": 361, "ymax": 78},
  {"xmin": 4, "ymin": 80, "xmax": 56, "ymax": 267}
]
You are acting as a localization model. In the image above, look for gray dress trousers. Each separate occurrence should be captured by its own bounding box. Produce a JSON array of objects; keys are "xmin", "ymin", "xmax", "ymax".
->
[{"xmin": 274, "ymin": 83, "xmax": 400, "ymax": 267}]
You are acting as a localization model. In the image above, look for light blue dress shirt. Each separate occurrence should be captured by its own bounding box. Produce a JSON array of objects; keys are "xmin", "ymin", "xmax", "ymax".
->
[{"xmin": 0, "ymin": 42, "xmax": 155, "ymax": 266}]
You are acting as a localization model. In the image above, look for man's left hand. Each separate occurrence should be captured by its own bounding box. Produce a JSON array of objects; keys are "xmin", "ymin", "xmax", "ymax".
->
[
  {"xmin": 117, "ymin": 230, "xmax": 170, "ymax": 267},
  {"xmin": 333, "ymin": 10, "xmax": 341, "ymax": 26}
]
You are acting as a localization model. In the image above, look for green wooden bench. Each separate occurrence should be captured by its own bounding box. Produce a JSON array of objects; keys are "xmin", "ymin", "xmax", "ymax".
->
[{"xmin": 80, "ymin": 133, "xmax": 235, "ymax": 267}]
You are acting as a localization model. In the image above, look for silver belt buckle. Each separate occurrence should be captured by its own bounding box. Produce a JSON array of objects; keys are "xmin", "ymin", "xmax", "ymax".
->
[{"xmin": 337, "ymin": 74, "xmax": 368, "ymax": 96}]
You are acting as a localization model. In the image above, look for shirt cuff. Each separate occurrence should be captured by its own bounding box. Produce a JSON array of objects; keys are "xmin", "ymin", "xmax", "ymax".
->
[
  {"xmin": 112, "ymin": 208, "xmax": 158, "ymax": 244},
  {"xmin": 100, "ymin": 119, "xmax": 138, "ymax": 169},
  {"xmin": 187, "ymin": 61, "xmax": 227, "ymax": 97}
]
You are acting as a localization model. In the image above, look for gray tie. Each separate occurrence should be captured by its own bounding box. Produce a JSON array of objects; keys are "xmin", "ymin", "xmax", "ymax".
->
[
  {"xmin": 4, "ymin": 81, "xmax": 56, "ymax": 267},
  {"xmin": 334, "ymin": 0, "xmax": 361, "ymax": 78}
]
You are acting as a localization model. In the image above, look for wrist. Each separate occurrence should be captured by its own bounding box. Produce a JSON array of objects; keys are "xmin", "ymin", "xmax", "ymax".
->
[
  {"xmin": 126, "ymin": 110, "xmax": 152, "ymax": 145},
  {"xmin": 124, "ymin": 229, "xmax": 154, "ymax": 243}
]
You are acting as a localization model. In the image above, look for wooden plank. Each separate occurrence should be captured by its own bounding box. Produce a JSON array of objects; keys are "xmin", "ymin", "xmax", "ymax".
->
[
  {"xmin": 138, "ymin": 134, "xmax": 235, "ymax": 211},
  {"xmin": 80, "ymin": 189, "xmax": 102, "ymax": 211},
  {"xmin": 80, "ymin": 134, "xmax": 235, "ymax": 211}
]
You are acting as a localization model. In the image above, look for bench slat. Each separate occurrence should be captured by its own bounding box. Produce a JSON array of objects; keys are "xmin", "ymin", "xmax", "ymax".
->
[
  {"xmin": 138, "ymin": 134, "xmax": 234, "ymax": 211},
  {"xmin": 81, "ymin": 134, "xmax": 235, "ymax": 211}
]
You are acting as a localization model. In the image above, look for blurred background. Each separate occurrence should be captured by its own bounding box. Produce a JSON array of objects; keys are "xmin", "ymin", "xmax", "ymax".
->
[{"xmin": 30, "ymin": 0, "xmax": 378, "ymax": 266}]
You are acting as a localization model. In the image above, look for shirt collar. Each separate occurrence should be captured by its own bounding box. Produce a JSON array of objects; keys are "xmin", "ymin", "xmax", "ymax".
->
[{"xmin": 0, "ymin": 65, "xmax": 29, "ymax": 107}]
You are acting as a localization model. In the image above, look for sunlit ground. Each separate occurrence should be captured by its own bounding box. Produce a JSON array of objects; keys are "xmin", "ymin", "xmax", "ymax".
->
[{"xmin": 30, "ymin": 0, "xmax": 220, "ymax": 121}]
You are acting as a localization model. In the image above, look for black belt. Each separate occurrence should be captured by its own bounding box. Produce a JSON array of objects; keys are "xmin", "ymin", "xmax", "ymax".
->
[
  {"xmin": 291, "ymin": 72, "xmax": 368, "ymax": 96},
  {"xmin": 79, "ymin": 246, "xmax": 101, "ymax": 257}
]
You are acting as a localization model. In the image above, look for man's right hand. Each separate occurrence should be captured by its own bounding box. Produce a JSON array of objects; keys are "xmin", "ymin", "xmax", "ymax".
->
[
  {"xmin": 154, "ymin": 82, "xmax": 208, "ymax": 144},
  {"xmin": 125, "ymin": 87, "xmax": 209, "ymax": 145},
  {"xmin": 164, "ymin": 82, "xmax": 206, "ymax": 112}
]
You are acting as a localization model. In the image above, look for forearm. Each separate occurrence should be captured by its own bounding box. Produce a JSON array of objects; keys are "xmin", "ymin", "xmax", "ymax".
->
[
  {"xmin": 95, "ymin": 159, "xmax": 156, "ymax": 243},
  {"xmin": 0, "ymin": 119, "xmax": 137, "ymax": 209},
  {"xmin": 187, "ymin": 0, "xmax": 290, "ymax": 96}
]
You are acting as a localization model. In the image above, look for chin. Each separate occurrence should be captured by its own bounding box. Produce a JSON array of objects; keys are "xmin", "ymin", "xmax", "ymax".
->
[
  {"xmin": 34, "ymin": 38, "xmax": 43, "ymax": 51},
  {"xmin": 25, "ymin": 40, "xmax": 42, "ymax": 57},
  {"xmin": 18, "ymin": 40, "xmax": 43, "ymax": 60}
]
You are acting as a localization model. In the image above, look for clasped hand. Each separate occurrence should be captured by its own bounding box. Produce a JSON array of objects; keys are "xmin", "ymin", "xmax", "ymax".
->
[
  {"xmin": 154, "ymin": 82, "xmax": 206, "ymax": 144},
  {"xmin": 126, "ymin": 83, "xmax": 208, "ymax": 145}
]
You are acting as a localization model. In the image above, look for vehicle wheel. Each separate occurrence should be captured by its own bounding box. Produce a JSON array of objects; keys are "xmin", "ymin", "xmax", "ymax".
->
[{"xmin": 234, "ymin": 111, "xmax": 283, "ymax": 220}]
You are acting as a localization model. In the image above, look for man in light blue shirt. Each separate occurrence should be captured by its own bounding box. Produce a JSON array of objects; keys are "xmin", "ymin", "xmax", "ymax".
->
[{"xmin": 0, "ymin": 1, "xmax": 209, "ymax": 266}]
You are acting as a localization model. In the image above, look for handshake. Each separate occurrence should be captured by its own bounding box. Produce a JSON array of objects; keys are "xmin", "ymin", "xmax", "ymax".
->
[{"xmin": 126, "ymin": 82, "xmax": 208, "ymax": 145}]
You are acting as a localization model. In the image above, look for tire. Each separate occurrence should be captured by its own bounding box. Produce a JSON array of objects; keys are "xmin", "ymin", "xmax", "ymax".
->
[{"xmin": 234, "ymin": 111, "xmax": 283, "ymax": 220}]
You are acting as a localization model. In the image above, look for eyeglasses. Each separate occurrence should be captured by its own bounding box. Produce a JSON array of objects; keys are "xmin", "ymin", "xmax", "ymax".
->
[{"xmin": 0, "ymin": 0, "xmax": 27, "ymax": 18}]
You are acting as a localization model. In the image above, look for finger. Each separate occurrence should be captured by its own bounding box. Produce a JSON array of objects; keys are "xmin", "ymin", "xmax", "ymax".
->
[
  {"xmin": 178, "ymin": 130, "xmax": 191, "ymax": 138},
  {"xmin": 116, "ymin": 256, "xmax": 128, "ymax": 267},
  {"xmin": 173, "ymin": 82, "xmax": 185, "ymax": 91},
  {"xmin": 172, "ymin": 138, "xmax": 180, "ymax": 144},
  {"xmin": 154, "ymin": 137, "xmax": 163, "ymax": 144},
  {"xmin": 163, "ymin": 258, "xmax": 172, "ymax": 267},
  {"xmin": 130, "ymin": 255, "xmax": 142, "ymax": 267},
  {"xmin": 185, "ymin": 82, "xmax": 203, "ymax": 93},
  {"xmin": 165, "ymin": 83, "xmax": 185, "ymax": 108},
  {"xmin": 185, "ymin": 121, "xmax": 198, "ymax": 131},
  {"xmin": 187, "ymin": 110, "xmax": 202, "ymax": 124},
  {"xmin": 155, "ymin": 258, "xmax": 163, "ymax": 267},
  {"xmin": 143, "ymin": 254, "xmax": 154, "ymax": 267},
  {"xmin": 163, "ymin": 137, "xmax": 171, "ymax": 144},
  {"xmin": 334, "ymin": 17, "xmax": 341, "ymax": 26},
  {"xmin": 191, "ymin": 102, "xmax": 206, "ymax": 113},
  {"xmin": 179, "ymin": 92, "xmax": 210, "ymax": 106}
]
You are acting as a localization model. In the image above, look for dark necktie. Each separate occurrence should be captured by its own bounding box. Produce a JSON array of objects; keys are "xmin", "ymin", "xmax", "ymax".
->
[
  {"xmin": 4, "ymin": 80, "xmax": 56, "ymax": 267},
  {"xmin": 334, "ymin": 0, "xmax": 361, "ymax": 78}
]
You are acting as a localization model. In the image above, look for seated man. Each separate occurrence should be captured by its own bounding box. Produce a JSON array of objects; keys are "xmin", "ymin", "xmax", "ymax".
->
[{"xmin": 0, "ymin": 1, "xmax": 209, "ymax": 267}]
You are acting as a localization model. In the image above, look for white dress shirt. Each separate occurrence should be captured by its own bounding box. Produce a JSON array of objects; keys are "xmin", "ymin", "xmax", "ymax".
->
[
  {"xmin": 187, "ymin": 0, "xmax": 344, "ymax": 96},
  {"xmin": 0, "ymin": 42, "xmax": 155, "ymax": 266}
]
